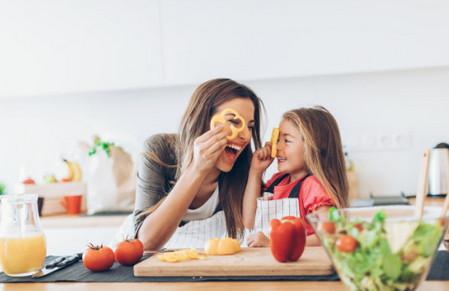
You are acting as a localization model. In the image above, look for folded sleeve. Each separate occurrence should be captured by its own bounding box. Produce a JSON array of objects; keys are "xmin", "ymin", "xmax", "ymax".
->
[{"xmin": 301, "ymin": 176, "xmax": 335, "ymax": 235}]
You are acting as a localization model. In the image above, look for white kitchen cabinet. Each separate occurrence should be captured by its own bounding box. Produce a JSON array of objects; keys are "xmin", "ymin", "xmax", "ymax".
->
[
  {"xmin": 2, "ymin": 0, "xmax": 449, "ymax": 98},
  {"xmin": 0, "ymin": 0, "xmax": 163, "ymax": 99},
  {"xmin": 160, "ymin": 0, "xmax": 449, "ymax": 85}
]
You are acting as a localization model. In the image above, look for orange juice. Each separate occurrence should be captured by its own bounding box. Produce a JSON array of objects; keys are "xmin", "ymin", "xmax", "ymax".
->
[{"xmin": 0, "ymin": 233, "xmax": 46, "ymax": 276}]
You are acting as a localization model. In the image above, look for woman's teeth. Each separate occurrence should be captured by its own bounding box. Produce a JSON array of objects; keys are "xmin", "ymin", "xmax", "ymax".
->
[{"xmin": 226, "ymin": 144, "xmax": 242, "ymax": 151}]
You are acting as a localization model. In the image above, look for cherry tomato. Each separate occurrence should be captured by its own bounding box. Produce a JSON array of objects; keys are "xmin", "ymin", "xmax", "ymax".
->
[
  {"xmin": 115, "ymin": 239, "xmax": 144, "ymax": 266},
  {"xmin": 336, "ymin": 235, "xmax": 358, "ymax": 253},
  {"xmin": 354, "ymin": 223, "xmax": 364, "ymax": 232},
  {"xmin": 83, "ymin": 244, "xmax": 115, "ymax": 272},
  {"xmin": 321, "ymin": 222, "xmax": 336, "ymax": 234}
]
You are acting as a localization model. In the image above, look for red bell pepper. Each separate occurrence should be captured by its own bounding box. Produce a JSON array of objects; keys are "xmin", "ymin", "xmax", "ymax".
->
[{"xmin": 270, "ymin": 216, "xmax": 306, "ymax": 262}]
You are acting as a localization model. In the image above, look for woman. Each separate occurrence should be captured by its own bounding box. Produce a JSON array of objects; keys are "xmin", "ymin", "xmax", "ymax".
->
[{"xmin": 132, "ymin": 78, "xmax": 265, "ymax": 250}]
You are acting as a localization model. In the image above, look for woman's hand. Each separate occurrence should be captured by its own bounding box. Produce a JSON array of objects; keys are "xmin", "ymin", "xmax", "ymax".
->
[
  {"xmin": 250, "ymin": 142, "xmax": 274, "ymax": 175},
  {"xmin": 247, "ymin": 231, "xmax": 270, "ymax": 247},
  {"xmin": 191, "ymin": 124, "xmax": 229, "ymax": 174}
]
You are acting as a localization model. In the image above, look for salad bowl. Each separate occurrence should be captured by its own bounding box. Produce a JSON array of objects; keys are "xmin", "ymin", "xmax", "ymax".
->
[{"xmin": 307, "ymin": 206, "xmax": 448, "ymax": 291}]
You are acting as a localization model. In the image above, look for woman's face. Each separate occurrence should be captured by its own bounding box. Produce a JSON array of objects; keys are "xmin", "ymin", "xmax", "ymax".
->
[
  {"xmin": 214, "ymin": 98, "xmax": 255, "ymax": 172},
  {"xmin": 276, "ymin": 119, "xmax": 307, "ymax": 177}
]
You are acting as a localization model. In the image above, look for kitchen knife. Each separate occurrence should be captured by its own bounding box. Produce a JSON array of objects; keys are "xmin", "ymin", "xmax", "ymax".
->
[{"xmin": 32, "ymin": 253, "xmax": 82, "ymax": 278}]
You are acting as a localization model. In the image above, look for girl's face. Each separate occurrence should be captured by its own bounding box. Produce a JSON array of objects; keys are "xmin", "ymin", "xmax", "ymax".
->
[
  {"xmin": 214, "ymin": 98, "xmax": 255, "ymax": 172},
  {"xmin": 276, "ymin": 119, "xmax": 307, "ymax": 178}
]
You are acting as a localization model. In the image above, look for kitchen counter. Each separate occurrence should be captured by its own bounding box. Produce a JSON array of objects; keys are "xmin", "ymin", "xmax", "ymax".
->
[
  {"xmin": 2, "ymin": 281, "xmax": 449, "ymax": 290},
  {"xmin": 4, "ymin": 197, "xmax": 446, "ymax": 289}
]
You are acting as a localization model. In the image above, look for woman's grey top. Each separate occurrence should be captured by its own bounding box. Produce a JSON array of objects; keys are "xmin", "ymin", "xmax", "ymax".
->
[
  {"xmin": 131, "ymin": 133, "xmax": 223, "ymax": 238},
  {"xmin": 132, "ymin": 133, "xmax": 179, "ymax": 237}
]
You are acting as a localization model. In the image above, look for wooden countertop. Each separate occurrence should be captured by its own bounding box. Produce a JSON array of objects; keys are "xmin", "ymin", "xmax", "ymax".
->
[{"xmin": 2, "ymin": 281, "xmax": 448, "ymax": 290}]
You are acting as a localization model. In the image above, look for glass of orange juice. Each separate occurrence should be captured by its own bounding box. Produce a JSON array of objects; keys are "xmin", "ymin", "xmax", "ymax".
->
[{"xmin": 0, "ymin": 194, "xmax": 46, "ymax": 277}]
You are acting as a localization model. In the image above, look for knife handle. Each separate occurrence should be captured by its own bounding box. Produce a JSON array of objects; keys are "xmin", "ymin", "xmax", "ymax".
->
[
  {"xmin": 56, "ymin": 253, "xmax": 82, "ymax": 268},
  {"xmin": 45, "ymin": 256, "xmax": 65, "ymax": 268},
  {"xmin": 47, "ymin": 253, "xmax": 82, "ymax": 268}
]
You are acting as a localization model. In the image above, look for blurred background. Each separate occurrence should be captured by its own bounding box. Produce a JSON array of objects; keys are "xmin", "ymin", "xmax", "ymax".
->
[{"xmin": 1, "ymin": 0, "xmax": 448, "ymax": 199}]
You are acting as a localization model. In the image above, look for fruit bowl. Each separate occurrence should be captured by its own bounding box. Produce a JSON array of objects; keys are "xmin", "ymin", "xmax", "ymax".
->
[{"xmin": 307, "ymin": 206, "xmax": 448, "ymax": 291}]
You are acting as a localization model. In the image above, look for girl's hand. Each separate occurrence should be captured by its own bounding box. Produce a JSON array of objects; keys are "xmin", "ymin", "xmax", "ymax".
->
[
  {"xmin": 251, "ymin": 142, "xmax": 273, "ymax": 175},
  {"xmin": 247, "ymin": 231, "xmax": 270, "ymax": 247},
  {"xmin": 191, "ymin": 124, "xmax": 229, "ymax": 174}
]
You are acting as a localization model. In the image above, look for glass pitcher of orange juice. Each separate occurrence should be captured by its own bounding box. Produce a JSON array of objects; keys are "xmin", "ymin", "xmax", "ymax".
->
[{"xmin": 0, "ymin": 194, "xmax": 46, "ymax": 276}]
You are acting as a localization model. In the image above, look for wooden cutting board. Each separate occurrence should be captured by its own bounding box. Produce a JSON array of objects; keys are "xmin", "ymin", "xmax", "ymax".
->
[{"xmin": 134, "ymin": 247, "xmax": 333, "ymax": 277}]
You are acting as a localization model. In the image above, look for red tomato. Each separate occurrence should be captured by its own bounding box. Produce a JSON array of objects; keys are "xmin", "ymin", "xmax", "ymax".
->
[
  {"xmin": 115, "ymin": 239, "xmax": 144, "ymax": 266},
  {"xmin": 321, "ymin": 222, "xmax": 336, "ymax": 234},
  {"xmin": 83, "ymin": 244, "xmax": 115, "ymax": 272},
  {"xmin": 336, "ymin": 235, "xmax": 358, "ymax": 253},
  {"xmin": 354, "ymin": 223, "xmax": 364, "ymax": 232}
]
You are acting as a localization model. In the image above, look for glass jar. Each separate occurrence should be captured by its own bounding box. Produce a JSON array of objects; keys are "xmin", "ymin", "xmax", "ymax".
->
[{"xmin": 0, "ymin": 194, "xmax": 46, "ymax": 276}]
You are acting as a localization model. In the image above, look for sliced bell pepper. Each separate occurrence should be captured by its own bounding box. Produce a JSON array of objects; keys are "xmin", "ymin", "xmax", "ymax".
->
[
  {"xmin": 270, "ymin": 216, "xmax": 306, "ymax": 262},
  {"xmin": 210, "ymin": 108, "xmax": 246, "ymax": 140},
  {"xmin": 270, "ymin": 127, "xmax": 279, "ymax": 158}
]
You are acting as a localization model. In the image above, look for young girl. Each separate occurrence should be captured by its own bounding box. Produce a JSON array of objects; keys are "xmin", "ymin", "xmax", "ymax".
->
[{"xmin": 242, "ymin": 106, "xmax": 348, "ymax": 247}]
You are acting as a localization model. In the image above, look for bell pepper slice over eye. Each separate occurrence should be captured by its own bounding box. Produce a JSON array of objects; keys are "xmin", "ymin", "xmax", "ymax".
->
[
  {"xmin": 210, "ymin": 108, "xmax": 246, "ymax": 140},
  {"xmin": 270, "ymin": 216, "xmax": 307, "ymax": 263},
  {"xmin": 270, "ymin": 128, "xmax": 279, "ymax": 158}
]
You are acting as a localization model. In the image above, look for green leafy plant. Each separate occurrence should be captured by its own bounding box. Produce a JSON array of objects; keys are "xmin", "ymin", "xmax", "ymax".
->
[
  {"xmin": 88, "ymin": 136, "xmax": 115, "ymax": 158},
  {"xmin": 0, "ymin": 182, "xmax": 6, "ymax": 195}
]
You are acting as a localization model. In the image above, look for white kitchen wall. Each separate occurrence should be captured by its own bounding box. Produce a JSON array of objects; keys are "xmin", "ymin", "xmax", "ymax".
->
[{"xmin": 1, "ymin": 67, "xmax": 448, "ymax": 197}]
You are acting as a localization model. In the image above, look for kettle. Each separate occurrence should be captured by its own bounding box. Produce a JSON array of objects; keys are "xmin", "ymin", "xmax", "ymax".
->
[{"xmin": 428, "ymin": 142, "xmax": 449, "ymax": 196}]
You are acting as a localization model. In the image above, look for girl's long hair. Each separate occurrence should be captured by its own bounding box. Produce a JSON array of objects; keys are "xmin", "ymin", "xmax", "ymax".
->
[{"xmin": 283, "ymin": 106, "xmax": 348, "ymax": 208}]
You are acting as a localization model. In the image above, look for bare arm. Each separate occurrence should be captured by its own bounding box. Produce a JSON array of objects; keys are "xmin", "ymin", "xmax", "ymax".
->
[
  {"xmin": 138, "ymin": 166, "xmax": 207, "ymax": 250},
  {"xmin": 242, "ymin": 143, "xmax": 273, "ymax": 229},
  {"xmin": 137, "ymin": 125, "xmax": 228, "ymax": 250},
  {"xmin": 305, "ymin": 206, "xmax": 331, "ymax": 246}
]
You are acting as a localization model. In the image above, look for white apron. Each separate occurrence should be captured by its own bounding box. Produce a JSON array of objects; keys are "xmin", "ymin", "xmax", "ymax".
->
[
  {"xmin": 243, "ymin": 174, "xmax": 311, "ymax": 243},
  {"xmin": 164, "ymin": 210, "xmax": 227, "ymax": 249},
  {"xmin": 252, "ymin": 195, "xmax": 300, "ymax": 235},
  {"xmin": 114, "ymin": 188, "xmax": 228, "ymax": 249},
  {"xmin": 241, "ymin": 196, "xmax": 300, "ymax": 246}
]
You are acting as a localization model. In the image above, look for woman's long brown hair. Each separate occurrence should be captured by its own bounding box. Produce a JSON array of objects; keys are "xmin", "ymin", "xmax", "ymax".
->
[
  {"xmin": 283, "ymin": 106, "xmax": 348, "ymax": 208},
  {"xmin": 146, "ymin": 79, "xmax": 264, "ymax": 238}
]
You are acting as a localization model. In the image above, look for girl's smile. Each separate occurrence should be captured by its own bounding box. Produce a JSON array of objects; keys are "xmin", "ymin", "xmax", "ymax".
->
[{"xmin": 276, "ymin": 119, "xmax": 308, "ymax": 181}]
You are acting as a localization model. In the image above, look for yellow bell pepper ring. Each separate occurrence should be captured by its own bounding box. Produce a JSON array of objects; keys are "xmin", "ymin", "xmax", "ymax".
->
[
  {"xmin": 271, "ymin": 128, "xmax": 280, "ymax": 158},
  {"xmin": 157, "ymin": 249, "xmax": 205, "ymax": 263},
  {"xmin": 210, "ymin": 108, "xmax": 246, "ymax": 140}
]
